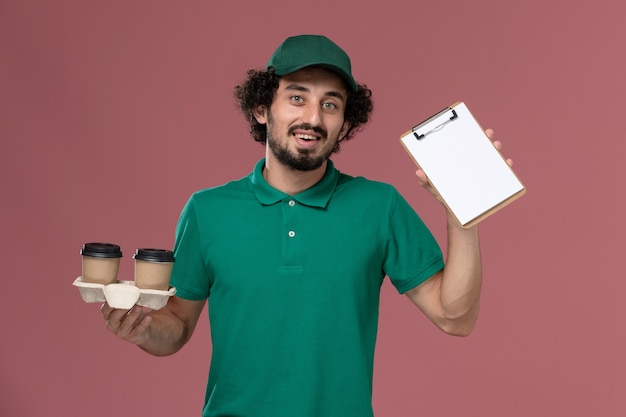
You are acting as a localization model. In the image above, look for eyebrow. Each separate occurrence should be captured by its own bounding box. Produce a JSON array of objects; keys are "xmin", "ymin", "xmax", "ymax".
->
[{"xmin": 284, "ymin": 83, "xmax": 346, "ymax": 102}]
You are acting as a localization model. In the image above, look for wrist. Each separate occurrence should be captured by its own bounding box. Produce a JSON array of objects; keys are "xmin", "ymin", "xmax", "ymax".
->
[{"xmin": 446, "ymin": 212, "xmax": 479, "ymax": 235}]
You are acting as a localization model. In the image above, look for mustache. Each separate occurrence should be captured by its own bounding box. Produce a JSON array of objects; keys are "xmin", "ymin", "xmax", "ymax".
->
[{"xmin": 288, "ymin": 124, "xmax": 327, "ymax": 140}]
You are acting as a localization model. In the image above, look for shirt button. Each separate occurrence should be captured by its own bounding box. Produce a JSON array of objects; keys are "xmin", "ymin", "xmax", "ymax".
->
[
  {"xmin": 288, "ymin": 231, "xmax": 296, "ymax": 238},
  {"xmin": 288, "ymin": 200, "xmax": 296, "ymax": 207}
]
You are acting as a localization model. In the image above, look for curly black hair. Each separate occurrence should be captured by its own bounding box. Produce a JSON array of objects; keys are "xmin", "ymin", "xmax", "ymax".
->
[{"xmin": 234, "ymin": 67, "xmax": 373, "ymax": 153}]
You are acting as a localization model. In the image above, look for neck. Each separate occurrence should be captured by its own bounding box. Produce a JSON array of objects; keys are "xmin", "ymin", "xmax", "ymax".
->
[{"xmin": 263, "ymin": 154, "xmax": 328, "ymax": 195}]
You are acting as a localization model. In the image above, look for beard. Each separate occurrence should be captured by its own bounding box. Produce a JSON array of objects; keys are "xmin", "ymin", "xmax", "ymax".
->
[
  {"xmin": 267, "ymin": 132, "xmax": 329, "ymax": 172},
  {"xmin": 265, "ymin": 112, "xmax": 336, "ymax": 172}
]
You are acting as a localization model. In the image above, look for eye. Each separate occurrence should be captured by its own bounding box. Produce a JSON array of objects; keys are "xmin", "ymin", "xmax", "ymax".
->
[
  {"xmin": 291, "ymin": 95, "xmax": 304, "ymax": 103},
  {"xmin": 322, "ymin": 102, "xmax": 337, "ymax": 110}
]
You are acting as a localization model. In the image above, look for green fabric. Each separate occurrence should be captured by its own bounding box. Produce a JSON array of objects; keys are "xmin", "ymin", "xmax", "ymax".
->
[
  {"xmin": 266, "ymin": 34, "xmax": 358, "ymax": 91},
  {"xmin": 170, "ymin": 159, "xmax": 444, "ymax": 417}
]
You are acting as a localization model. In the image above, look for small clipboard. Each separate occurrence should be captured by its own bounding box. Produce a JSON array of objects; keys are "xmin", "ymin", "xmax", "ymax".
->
[{"xmin": 400, "ymin": 102, "xmax": 525, "ymax": 228}]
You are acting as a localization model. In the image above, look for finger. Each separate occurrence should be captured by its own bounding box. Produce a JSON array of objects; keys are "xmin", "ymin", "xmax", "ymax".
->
[
  {"xmin": 115, "ymin": 306, "xmax": 145, "ymax": 338},
  {"xmin": 490, "ymin": 140, "xmax": 513, "ymax": 167},
  {"xmin": 415, "ymin": 169, "xmax": 446, "ymax": 205},
  {"xmin": 101, "ymin": 303, "xmax": 112, "ymax": 320},
  {"xmin": 128, "ymin": 315, "xmax": 152, "ymax": 343},
  {"xmin": 119, "ymin": 307, "xmax": 153, "ymax": 345},
  {"xmin": 128, "ymin": 306, "xmax": 152, "ymax": 328},
  {"xmin": 485, "ymin": 128, "xmax": 495, "ymax": 140},
  {"xmin": 415, "ymin": 169, "xmax": 429, "ymax": 187},
  {"xmin": 105, "ymin": 307, "xmax": 131, "ymax": 333}
]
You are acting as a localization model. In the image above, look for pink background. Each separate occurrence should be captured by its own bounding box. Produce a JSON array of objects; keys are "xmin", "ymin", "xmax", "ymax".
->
[{"xmin": 1, "ymin": 1, "xmax": 625, "ymax": 416}]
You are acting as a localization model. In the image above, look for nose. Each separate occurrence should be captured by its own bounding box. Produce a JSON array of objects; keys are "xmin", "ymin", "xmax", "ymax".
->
[{"xmin": 301, "ymin": 102, "xmax": 322, "ymax": 126}]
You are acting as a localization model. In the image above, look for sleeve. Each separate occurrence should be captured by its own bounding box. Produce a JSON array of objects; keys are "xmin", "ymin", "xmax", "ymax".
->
[
  {"xmin": 383, "ymin": 189, "xmax": 444, "ymax": 294},
  {"xmin": 169, "ymin": 194, "xmax": 211, "ymax": 301}
]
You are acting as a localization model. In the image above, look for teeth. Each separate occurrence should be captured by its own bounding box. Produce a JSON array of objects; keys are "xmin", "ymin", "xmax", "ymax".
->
[{"xmin": 295, "ymin": 134, "xmax": 317, "ymax": 141}]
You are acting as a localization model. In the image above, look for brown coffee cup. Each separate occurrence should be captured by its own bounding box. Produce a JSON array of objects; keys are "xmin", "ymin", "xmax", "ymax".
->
[
  {"xmin": 133, "ymin": 248, "xmax": 175, "ymax": 291},
  {"xmin": 81, "ymin": 243, "xmax": 123, "ymax": 285}
]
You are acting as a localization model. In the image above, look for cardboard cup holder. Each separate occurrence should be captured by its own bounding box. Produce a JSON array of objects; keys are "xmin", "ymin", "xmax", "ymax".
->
[{"xmin": 73, "ymin": 277, "xmax": 176, "ymax": 310}]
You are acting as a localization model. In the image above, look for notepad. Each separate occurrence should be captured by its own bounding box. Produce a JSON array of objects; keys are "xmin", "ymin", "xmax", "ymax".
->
[{"xmin": 400, "ymin": 102, "xmax": 525, "ymax": 228}]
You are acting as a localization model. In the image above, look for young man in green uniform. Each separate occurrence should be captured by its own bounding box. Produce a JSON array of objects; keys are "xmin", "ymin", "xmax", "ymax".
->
[{"xmin": 102, "ymin": 34, "xmax": 498, "ymax": 416}]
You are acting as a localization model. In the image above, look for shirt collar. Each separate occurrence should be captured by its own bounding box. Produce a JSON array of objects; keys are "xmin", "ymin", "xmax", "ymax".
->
[{"xmin": 250, "ymin": 158, "xmax": 340, "ymax": 208}]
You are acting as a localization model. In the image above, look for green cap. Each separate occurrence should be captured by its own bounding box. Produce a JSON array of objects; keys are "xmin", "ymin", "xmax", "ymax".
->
[{"xmin": 267, "ymin": 35, "xmax": 358, "ymax": 92}]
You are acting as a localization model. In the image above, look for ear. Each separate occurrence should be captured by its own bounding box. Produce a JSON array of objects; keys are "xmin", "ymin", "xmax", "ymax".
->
[
  {"xmin": 253, "ymin": 105, "xmax": 268, "ymax": 124},
  {"xmin": 338, "ymin": 121, "xmax": 351, "ymax": 141}
]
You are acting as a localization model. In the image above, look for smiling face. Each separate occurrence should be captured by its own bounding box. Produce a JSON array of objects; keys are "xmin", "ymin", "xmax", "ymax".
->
[{"xmin": 254, "ymin": 67, "xmax": 351, "ymax": 172}]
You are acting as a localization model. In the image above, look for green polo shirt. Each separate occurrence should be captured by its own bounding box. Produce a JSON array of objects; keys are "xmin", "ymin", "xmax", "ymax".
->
[{"xmin": 170, "ymin": 159, "xmax": 444, "ymax": 417}]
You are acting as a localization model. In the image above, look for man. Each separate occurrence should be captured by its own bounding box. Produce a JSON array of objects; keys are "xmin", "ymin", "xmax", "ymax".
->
[{"xmin": 102, "ymin": 34, "xmax": 499, "ymax": 417}]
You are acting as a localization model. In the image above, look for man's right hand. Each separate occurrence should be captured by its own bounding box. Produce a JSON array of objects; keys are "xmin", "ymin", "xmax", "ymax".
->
[
  {"xmin": 101, "ymin": 304, "xmax": 153, "ymax": 346},
  {"xmin": 99, "ymin": 296, "xmax": 206, "ymax": 356}
]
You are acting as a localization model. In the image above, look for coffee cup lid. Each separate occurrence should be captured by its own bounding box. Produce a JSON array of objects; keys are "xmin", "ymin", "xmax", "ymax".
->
[
  {"xmin": 133, "ymin": 248, "xmax": 175, "ymax": 262},
  {"xmin": 81, "ymin": 242, "xmax": 123, "ymax": 258}
]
